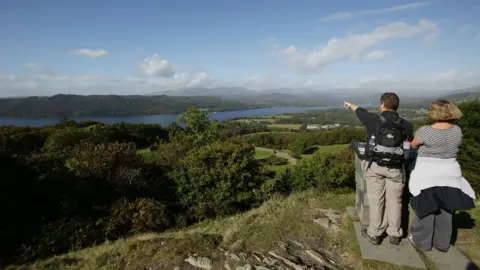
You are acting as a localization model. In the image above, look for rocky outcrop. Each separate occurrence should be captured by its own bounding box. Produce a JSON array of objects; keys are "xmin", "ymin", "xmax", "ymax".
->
[{"xmin": 183, "ymin": 239, "xmax": 346, "ymax": 270}]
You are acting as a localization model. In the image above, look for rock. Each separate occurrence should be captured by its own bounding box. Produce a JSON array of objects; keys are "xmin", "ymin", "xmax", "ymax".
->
[
  {"xmin": 253, "ymin": 266, "xmax": 271, "ymax": 270},
  {"xmin": 262, "ymin": 256, "xmax": 278, "ymax": 266},
  {"xmin": 305, "ymin": 250, "xmax": 337, "ymax": 269},
  {"xmin": 277, "ymin": 241, "xmax": 288, "ymax": 251},
  {"xmin": 224, "ymin": 264, "xmax": 232, "ymax": 270},
  {"xmin": 226, "ymin": 252, "xmax": 242, "ymax": 262},
  {"xmin": 313, "ymin": 217, "xmax": 340, "ymax": 231},
  {"xmin": 288, "ymin": 240, "xmax": 305, "ymax": 249},
  {"xmin": 236, "ymin": 264, "xmax": 253, "ymax": 270},
  {"xmin": 251, "ymin": 253, "xmax": 263, "ymax": 262},
  {"xmin": 239, "ymin": 253, "xmax": 248, "ymax": 261},
  {"xmin": 268, "ymin": 251, "xmax": 307, "ymax": 270},
  {"xmin": 184, "ymin": 256, "xmax": 213, "ymax": 270}
]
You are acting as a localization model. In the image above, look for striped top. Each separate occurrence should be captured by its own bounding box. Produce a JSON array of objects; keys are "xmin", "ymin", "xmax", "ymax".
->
[{"xmin": 416, "ymin": 125, "xmax": 462, "ymax": 159}]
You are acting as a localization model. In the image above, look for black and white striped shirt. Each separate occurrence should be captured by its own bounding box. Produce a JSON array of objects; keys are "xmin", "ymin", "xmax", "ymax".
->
[{"xmin": 416, "ymin": 125, "xmax": 462, "ymax": 159}]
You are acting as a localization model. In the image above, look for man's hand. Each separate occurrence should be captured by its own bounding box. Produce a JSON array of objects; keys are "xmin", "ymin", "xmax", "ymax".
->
[{"xmin": 344, "ymin": 101, "xmax": 359, "ymax": 111}]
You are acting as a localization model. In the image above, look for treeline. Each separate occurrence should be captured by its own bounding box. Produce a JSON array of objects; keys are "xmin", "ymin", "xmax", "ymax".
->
[
  {"xmin": 0, "ymin": 108, "xmax": 358, "ymax": 267},
  {"xmin": 0, "ymin": 94, "xmax": 263, "ymax": 117}
]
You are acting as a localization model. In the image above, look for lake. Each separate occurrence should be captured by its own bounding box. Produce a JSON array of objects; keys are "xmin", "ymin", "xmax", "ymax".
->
[{"xmin": 0, "ymin": 105, "xmax": 348, "ymax": 127}]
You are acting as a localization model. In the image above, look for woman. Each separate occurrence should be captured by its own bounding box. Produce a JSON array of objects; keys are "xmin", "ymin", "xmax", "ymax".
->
[{"xmin": 408, "ymin": 100, "xmax": 476, "ymax": 252}]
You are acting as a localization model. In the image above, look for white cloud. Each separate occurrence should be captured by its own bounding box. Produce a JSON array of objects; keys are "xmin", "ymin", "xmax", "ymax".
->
[
  {"xmin": 357, "ymin": 69, "xmax": 480, "ymax": 90},
  {"xmin": 272, "ymin": 19, "xmax": 438, "ymax": 72},
  {"xmin": 363, "ymin": 50, "xmax": 390, "ymax": 60},
  {"xmin": 24, "ymin": 62, "xmax": 55, "ymax": 76},
  {"xmin": 70, "ymin": 49, "xmax": 109, "ymax": 58},
  {"xmin": 321, "ymin": 2, "xmax": 429, "ymax": 22},
  {"xmin": 0, "ymin": 72, "xmax": 215, "ymax": 97},
  {"xmin": 140, "ymin": 54, "xmax": 174, "ymax": 77}
]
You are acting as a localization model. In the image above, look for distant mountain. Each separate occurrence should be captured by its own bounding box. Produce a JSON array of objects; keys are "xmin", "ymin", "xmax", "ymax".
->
[
  {"xmin": 154, "ymin": 87, "xmax": 342, "ymax": 107},
  {"xmin": 154, "ymin": 85, "xmax": 480, "ymax": 107}
]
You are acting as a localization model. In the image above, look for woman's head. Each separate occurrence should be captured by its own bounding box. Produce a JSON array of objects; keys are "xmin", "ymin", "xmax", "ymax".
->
[{"xmin": 428, "ymin": 100, "xmax": 463, "ymax": 122}]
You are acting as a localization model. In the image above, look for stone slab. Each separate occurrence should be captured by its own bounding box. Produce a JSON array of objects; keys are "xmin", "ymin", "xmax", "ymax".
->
[
  {"xmin": 423, "ymin": 246, "xmax": 474, "ymax": 270},
  {"xmin": 353, "ymin": 222, "xmax": 426, "ymax": 269}
]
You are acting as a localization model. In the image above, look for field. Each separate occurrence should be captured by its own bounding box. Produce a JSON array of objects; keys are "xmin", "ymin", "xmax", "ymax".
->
[
  {"xmin": 253, "ymin": 147, "xmax": 273, "ymax": 159},
  {"xmin": 267, "ymin": 124, "xmax": 302, "ymax": 130},
  {"xmin": 301, "ymin": 144, "xmax": 349, "ymax": 159},
  {"xmin": 254, "ymin": 144, "xmax": 350, "ymax": 176}
]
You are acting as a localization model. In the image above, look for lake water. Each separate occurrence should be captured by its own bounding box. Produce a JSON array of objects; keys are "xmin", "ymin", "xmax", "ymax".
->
[{"xmin": 0, "ymin": 105, "xmax": 347, "ymax": 127}]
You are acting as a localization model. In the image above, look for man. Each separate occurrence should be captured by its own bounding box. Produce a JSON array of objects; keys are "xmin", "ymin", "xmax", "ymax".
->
[{"xmin": 344, "ymin": 93, "xmax": 413, "ymax": 245}]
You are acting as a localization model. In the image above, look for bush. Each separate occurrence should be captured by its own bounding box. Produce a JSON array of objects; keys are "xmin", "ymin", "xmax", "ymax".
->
[
  {"xmin": 170, "ymin": 140, "xmax": 265, "ymax": 220},
  {"xmin": 105, "ymin": 198, "xmax": 170, "ymax": 238},
  {"xmin": 291, "ymin": 149, "xmax": 355, "ymax": 192}
]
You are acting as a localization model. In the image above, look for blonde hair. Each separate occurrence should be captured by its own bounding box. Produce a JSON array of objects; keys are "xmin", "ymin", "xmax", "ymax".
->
[{"xmin": 428, "ymin": 100, "xmax": 463, "ymax": 122}]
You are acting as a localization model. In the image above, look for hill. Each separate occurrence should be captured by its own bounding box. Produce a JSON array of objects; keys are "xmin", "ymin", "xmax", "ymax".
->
[
  {"xmin": 0, "ymin": 94, "xmax": 262, "ymax": 118},
  {"xmin": 156, "ymin": 85, "xmax": 480, "ymax": 107},
  {"xmin": 11, "ymin": 191, "xmax": 480, "ymax": 269},
  {"xmin": 159, "ymin": 87, "xmax": 341, "ymax": 107}
]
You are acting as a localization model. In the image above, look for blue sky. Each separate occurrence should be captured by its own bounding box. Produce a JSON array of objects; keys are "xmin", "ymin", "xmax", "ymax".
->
[{"xmin": 1, "ymin": 0, "xmax": 479, "ymax": 96}]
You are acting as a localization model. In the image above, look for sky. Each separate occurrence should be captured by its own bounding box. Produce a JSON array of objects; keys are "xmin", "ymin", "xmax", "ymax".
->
[{"xmin": 1, "ymin": 0, "xmax": 480, "ymax": 97}]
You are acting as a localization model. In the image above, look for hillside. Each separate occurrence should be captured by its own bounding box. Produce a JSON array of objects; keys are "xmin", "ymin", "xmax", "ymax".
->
[
  {"xmin": 0, "ymin": 94, "xmax": 262, "ymax": 118},
  {"xmin": 10, "ymin": 191, "xmax": 480, "ymax": 270}
]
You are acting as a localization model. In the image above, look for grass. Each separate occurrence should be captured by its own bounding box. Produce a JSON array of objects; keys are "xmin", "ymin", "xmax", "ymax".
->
[
  {"xmin": 13, "ymin": 191, "xmax": 354, "ymax": 270},
  {"xmin": 301, "ymin": 144, "xmax": 349, "ymax": 159},
  {"xmin": 10, "ymin": 191, "xmax": 480, "ymax": 270},
  {"xmin": 253, "ymin": 148, "xmax": 273, "ymax": 160},
  {"xmin": 267, "ymin": 124, "xmax": 302, "ymax": 130},
  {"xmin": 453, "ymin": 206, "xmax": 480, "ymax": 265},
  {"xmin": 136, "ymin": 148, "xmax": 158, "ymax": 164}
]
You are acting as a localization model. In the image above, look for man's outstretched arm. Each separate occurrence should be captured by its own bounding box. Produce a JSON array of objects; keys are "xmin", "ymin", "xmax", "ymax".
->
[{"xmin": 344, "ymin": 101, "xmax": 377, "ymax": 126}]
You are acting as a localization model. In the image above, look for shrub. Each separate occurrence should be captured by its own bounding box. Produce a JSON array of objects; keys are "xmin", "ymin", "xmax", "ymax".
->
[
  {"xmin": 105, "ymin": 198, "xmax": 170, "ymax": 238},
  {"xmin": 170, "ymin": 141, "xmax": 265, "ymax": 220},
  {"xmin": 291, "ymin": 149, "xmax": 355, "ymax": 192}
]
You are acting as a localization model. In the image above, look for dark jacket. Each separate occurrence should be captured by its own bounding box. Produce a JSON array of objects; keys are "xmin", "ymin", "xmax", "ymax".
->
[
  {"xmin": 410, "ymin": 186, "xmax": 475, "ymax": 218},
  {"xmin": 355, "ymin": 107, "xmax": 414, "ymax": 140}
]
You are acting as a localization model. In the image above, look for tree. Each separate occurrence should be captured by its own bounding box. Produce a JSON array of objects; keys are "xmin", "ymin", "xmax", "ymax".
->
[
  {"xmin": 169, "ymin": 141, "xmax": 264, "ymax": 220},
  {"xmin": 456, "ymin": 100, "xmax": 480, "ymax": 193},
  {"xmin": 179, "ymin": 107, "xmax": 211, "ymax": 135}
]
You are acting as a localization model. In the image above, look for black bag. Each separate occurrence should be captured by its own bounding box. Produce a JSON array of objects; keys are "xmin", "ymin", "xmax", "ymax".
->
[{"xmin": 368, "ymin": 115, "xmax": 406, "ymax": 167}]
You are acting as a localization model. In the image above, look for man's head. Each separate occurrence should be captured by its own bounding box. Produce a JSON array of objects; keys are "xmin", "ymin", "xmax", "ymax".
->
[{"xmin": 380, "ymin": 92, "xmax": 400, "ymax": 112}]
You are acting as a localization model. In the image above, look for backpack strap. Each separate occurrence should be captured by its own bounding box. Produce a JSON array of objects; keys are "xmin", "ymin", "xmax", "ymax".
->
[{"xmin": 379, "ymin": 115, "xmax": 386, "ymax": 123}]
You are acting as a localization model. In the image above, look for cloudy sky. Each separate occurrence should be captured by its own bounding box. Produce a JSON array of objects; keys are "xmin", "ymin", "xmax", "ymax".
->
[{"xmin": 1, "ymin": 0, "xmax": 479, "ymax": 97}]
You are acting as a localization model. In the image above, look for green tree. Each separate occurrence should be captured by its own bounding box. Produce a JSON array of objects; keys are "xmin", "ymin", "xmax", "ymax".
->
[
  {"xmin": 169, "ymin": 141, "xmax": 264, "ymax": 220},
  {"xmin": 179, "ymin": 107, "xmax": 211, "ymax": 135},
  {"xmin": 292, "ymin": 150, "xmax": 355, "ymax": 192},
  {"xmin": 456, "ymin": 100, "xmax": 480, "ymax": 193}
]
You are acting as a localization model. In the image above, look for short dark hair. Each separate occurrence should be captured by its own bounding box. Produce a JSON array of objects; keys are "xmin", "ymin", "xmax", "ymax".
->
[{"xmin": 380, "ymin": 93, "xmax": 400, "ymax": 111}]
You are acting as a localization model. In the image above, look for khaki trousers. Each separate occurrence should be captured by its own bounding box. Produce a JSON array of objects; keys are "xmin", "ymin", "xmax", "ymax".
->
[{"xmin": 365, "ymin": 162, "xmax": 405, "ymax": 237}]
